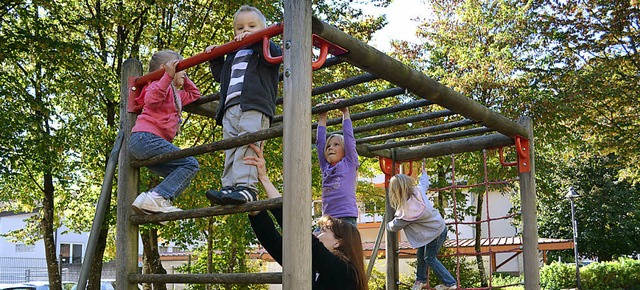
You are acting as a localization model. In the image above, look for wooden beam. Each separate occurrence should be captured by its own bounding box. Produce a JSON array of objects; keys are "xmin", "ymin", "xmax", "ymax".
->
[
  {"xmin": 385, "ymin": 133, "xmax": 515, "ymax": 162},
  {"xmin": 117, "ymin": 59, "xmax": 143, "ymax": 290},
  {"xmin": 519, "ymin": 117, "xmax": 540, "ymax": 290},
  {"xmin": 283, "ymin": 1, "xmax": 312, "ymax": 289},
  {"xmin": 129, "ymin": 198, "xmax": 283, "ymax": 225},
  {"xmin": 311, "ymin": 18, "xmax": 529, "ymax": 140},
  {"xmin": 129, "ymin": 273, "xmax": 282, "ymax": 284}
]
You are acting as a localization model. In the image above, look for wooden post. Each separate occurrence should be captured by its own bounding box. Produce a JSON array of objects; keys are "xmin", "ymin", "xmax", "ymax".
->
[
  {"xmin": 283, "ymin": 1, "xmax": 312, "ymax": 289},
  {"xmin": 518, "ymin": 116, "xmax": 540, "ymax": 290},
  {"xmin": 386, "ymin": 156, "xmax": 399, "ymax": 290},
  {"xmin": 116, "ymin": 59, "xmax": 142, "ymax": 290}
]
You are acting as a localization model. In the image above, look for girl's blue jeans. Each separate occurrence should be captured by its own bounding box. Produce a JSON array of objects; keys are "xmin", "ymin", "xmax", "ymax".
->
[
  {"xmin": 129, "ymin": 132, "xmax": 199, "ymax": 200},
  {"xmin": 416, "ymin": 228, "xmax": 457, "ymax": 286}
]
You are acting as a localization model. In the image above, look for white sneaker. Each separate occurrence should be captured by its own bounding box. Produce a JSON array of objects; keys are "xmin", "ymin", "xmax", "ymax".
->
[
  {"xmin": 434, "ymin": 284, "xmax": 457, "ymax": 290},
  {"xmin": 412, "ymin": 281, "xmax": 426, "ymax": 290},
  {"xmin": 132, "ymin": 191, "xmax": 182, "ymax": 214}
]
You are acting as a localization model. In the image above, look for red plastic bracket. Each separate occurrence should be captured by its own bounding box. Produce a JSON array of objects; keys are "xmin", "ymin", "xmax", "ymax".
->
[
  {"xmin": 515, "ymin": 135, "xmax": 531, "ymax": 173},
  {"xmin": 127, "ymin": 76, "xmax": 143, "ymax": 114},
  {"xmin": 497, "ymin": 136, "xmax": 531, "ymax": 173},
  {"xmin": 378, "ymin": 157, "xmax": 413, "ymax": 187}
]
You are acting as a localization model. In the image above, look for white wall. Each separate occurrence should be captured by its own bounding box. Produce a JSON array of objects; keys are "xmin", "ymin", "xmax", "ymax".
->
[{"xmin": 0, "ymin": 212, "xmax": 88, "ymax": 259}]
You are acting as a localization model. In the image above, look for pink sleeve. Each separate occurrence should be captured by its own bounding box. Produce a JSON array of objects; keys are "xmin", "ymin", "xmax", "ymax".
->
[
  {"xmin": 142, "ymin": 73, "xmax": 173, "ymax": 108},
  {"xmin": 179, "ymin": 77, "xmax": 201, "ymax": 106}
]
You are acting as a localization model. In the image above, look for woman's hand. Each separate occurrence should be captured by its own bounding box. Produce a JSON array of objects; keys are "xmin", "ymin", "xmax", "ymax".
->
[
  {"xmin": 244, "ymin": 142, "xmax": 281, "ymax": 216},
  {"xmin": 244, "ymin": 143, "xmax": 267, "ymax": 180}
]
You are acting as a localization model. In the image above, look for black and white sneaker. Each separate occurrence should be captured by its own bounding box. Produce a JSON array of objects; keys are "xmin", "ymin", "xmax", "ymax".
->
[
  {"xmin": 222, "ymin": 186, "xmax": 257, "ymax": 204},
  {"xmin": 205, "ymin": 186, "xmax": 235, "ymax": 206}
]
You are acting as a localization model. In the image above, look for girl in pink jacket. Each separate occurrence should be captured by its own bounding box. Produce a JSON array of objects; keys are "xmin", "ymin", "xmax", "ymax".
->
[{"xmin": 130, "ymin": 50, "xmax": 201, "ymax": 217}]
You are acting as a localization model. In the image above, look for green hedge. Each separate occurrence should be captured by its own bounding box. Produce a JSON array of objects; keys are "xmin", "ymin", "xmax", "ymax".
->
[{"xmin": 540, "ymin": 258, "xmax": 640, "ymax": 290}]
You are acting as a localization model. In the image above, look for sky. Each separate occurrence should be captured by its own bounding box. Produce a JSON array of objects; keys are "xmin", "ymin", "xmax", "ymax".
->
[{"xmin": 357, "ymin": 0, "xmax": 432, "ymax": 52}]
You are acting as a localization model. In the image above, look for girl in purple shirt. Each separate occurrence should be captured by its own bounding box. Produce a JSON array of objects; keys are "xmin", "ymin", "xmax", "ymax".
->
[{"xmin": 316, "ymin": 102, "xmax": 359, "ymax": 226}]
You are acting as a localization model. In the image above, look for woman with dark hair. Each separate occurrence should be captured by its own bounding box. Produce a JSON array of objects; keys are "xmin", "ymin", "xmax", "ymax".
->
[{"xmin": 244, "ymin": 144, "xmax": 368, "ymax": 290}]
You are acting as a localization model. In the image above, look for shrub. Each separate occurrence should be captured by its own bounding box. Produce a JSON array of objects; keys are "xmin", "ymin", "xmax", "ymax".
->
[
  {"xmin": 540, "ymin": 258, "xmax": 640, "ymax": 290},
  {"xmin": 580, "ymin": 258, "xmax": 640, "ymax": 290},
  {"xmin": 540, "ymin": 261, "xmax": 577, "ymax": 290},
  {"xmin": 491, "ymin": 273, "xmax": 523, "ymax": 289}
]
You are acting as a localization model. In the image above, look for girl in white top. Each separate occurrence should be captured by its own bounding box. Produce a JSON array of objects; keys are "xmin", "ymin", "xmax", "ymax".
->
[{"xmin": 387, "ymin": 169, "xmax": 457, "ymax": 290}]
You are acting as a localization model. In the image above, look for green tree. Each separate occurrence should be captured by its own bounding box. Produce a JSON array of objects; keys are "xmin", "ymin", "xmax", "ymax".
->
[
  {"xmin": 531, "ymin": 0, "xmax": 640, "ymax": 182},
  {"xmin": 1, "ymin": 1, "xmax": 389, "ymax": 289},
  {"xmin": 538, "ymin": 152, "xmax": 640, "ymax": 262},
  {"xmin": 396, "ymin": 0, "xmax": 535, "ymax": 284}
]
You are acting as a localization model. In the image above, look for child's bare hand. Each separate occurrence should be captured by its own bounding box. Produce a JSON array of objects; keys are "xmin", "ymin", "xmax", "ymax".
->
[
  {"xmin": 234, "ymin": 32, "xmax": 251, "ymax": 42},
  {"xmin": 162, "ymin": 60, "xmax": 179, "ymax": 78},
  {"xmin": 205, "ymin": 45, "xmax": 218, "ymax": 53}
]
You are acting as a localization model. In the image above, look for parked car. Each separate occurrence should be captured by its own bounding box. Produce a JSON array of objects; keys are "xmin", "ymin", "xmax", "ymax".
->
[
  {"xmin": 19, "ymin": 281, "xmax": 76, "ymax": 290},
  {"xmin": 0, "ymin": 284, "xmax": 36, "ymax": 290},
  {"xmin": 70, "ymin": 280, "xmax": 114, "ymax": 290}
]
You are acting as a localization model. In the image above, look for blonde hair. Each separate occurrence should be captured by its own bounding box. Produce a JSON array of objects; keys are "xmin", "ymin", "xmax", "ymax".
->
[
  {"xmin": 324, "ymin": 134, "xmax": 345, "ymax": 159},
  {"xmin": 148, "ymin": 50, "xmax": 183, "ymax": 73},
  {"xmin": 317, "ymin": 216, "xmax": 369, "ymax": 290},
  {"xmin": 388, "ymin": 174, "xmax": 417, "ymax": 211},
  {"xmin": 234, "ymin": 5, "xmax": 267, "ymax": 27}
]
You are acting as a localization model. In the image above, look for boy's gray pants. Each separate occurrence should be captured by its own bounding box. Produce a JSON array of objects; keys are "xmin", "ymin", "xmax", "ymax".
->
[{"xmin": 221, "ymin": 105, "xmax": 269, "ymax": 190}]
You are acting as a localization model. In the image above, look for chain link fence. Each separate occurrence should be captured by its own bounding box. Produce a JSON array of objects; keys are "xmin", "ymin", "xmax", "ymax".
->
[{"xmin": 0, "ymin": 257, "xmax": 116, "ymax": 284}]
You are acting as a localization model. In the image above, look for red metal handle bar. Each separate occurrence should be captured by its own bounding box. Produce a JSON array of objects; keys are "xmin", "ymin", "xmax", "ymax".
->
[
  {"xmin": 263, "ymin": 34, "xmax": 332, "ymax": 70},
  {"xmin": 515, "ymin": 136, "xmax": 528, "ymax": 158},
  {"xmin": 263, "ymin": 35, "xmax": 283, "ymax": 65},
  {"xmin": 498, "ymin": 147, "xmax": 517, "ymax": 167},
  {"xmin": 311, "ymin": 41, "xmax": 329, "ymax": 70},
  {"xmin": 134, "ymin": 23, "xmax": 284, "ymax": 88}
]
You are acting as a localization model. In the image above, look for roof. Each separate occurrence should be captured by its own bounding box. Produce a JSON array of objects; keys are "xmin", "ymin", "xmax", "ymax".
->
[{"xmin": 361, "ymin": 236, "xmax": 573, "ymax": 258}]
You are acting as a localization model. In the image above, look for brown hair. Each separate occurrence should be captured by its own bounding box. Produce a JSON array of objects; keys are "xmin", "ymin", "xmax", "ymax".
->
[
  {"xmin": 388, "ymin": 174, "xmax": 417, "ymax": 211},
  {"xmin": 318, "ymin": 216, "xmax": 369, "ymax": 290},
  {"xmin": 148, "ymin": 49, "xmax": 183, "ymax": 73},
  {"xmin": 234, "ymin": 5, "xmax": 267, "ymax": 28}
]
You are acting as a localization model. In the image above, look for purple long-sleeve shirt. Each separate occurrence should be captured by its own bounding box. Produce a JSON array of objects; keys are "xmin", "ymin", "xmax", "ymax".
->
[{"xmin": 316, "ymin": 118, "xmax": 359, "ymax": 218}]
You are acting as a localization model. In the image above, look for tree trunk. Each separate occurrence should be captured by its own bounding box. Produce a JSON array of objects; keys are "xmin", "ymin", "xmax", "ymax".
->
[
  {"xmin": 42, "ymin": 172, "xmax": 62, "ymax": 290},
  {"xmin": 474, "ymin": 192, "xmax": 487, "ymax": 287},
  {"xmin": 141, "ymin": 228, "xmax": 167, "ymax": 290},
  {"xmin": 88, "ymin": 221, "xmax": 109, "ymax": 289},
  {"xmin": 206, "ymin": 217, "xmax": 214, "ymax": 290}
]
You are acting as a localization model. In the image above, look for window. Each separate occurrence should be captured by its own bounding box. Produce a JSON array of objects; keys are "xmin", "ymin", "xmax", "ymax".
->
[
  {"xmin": 60, "ymin": 243, "xmax": 83, "ymax": 264},
  {"xmin": 15, "ymin": 243, "xmax": 35, "ymax": 252}
]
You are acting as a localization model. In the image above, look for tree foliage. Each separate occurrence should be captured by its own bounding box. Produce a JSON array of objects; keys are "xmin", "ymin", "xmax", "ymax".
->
[
  {"xmin": 1, "ymin": 1, "xmax": 388, "ymax": 289},
  {"xmin": 538, "ymin": 152, "xmax": 640, "ymax": 262}
]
